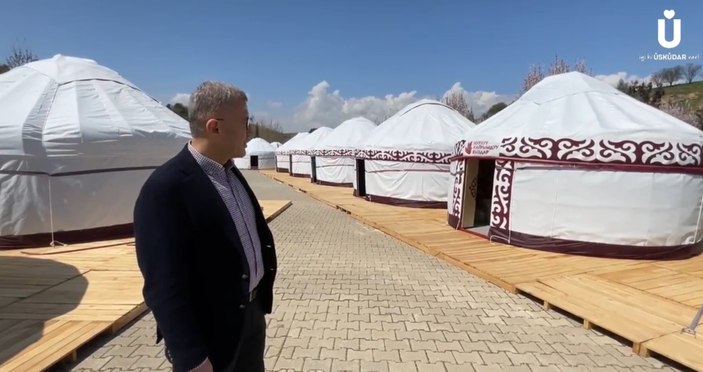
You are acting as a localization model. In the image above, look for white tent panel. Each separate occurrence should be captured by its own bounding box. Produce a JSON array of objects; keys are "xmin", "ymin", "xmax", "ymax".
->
[
  {"xmin": 315, "ymin": 156, "xmax": 355, "ymax": 185},
  {"xmin": 275, "ymin": 132, "xmax": 308, "ymax": 171},
  {"xmin": 0, "ymin": 55, "xmax": 190, "ymax": 248},
  {"xmin": 508, "ymin": 163, "xmax": 703, "ymax": 246},
  {"xmin": 290, "ymin": 127, "xmax": 332, "ymax": 176},
  {"xmin": 314, "ymin": 116, "xmax": 376, "ymax": 185},
  {"xmin": 357, "ymin": 100, "xmax": 475, "ymax": 205},
  {"xmin": 365, "ymin": 160, "xmax": 451, "ymax": 203}
]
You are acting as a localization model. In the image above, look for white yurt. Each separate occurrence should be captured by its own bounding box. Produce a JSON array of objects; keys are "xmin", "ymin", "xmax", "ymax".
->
[
  {"xmin": 0, "ymin": 54, "xmax": 190, "ymax": 248},
  {"xmin": 449, "ymin": 71, "xmax": 703, "ymax": 259},
  {"xmin": 355, "ymin": 99, "xmax": 476, "ymax": 207},
  {"xmin": 289, "ymin": 127, "xmax": 333, "ymax": 177},
  {"xmin": 274, "ymin": 132, "xmax": 308, "ymax": 172},
  {"xmin": 234, "ymin": 137, "xmax": 276, "ymax": 169},
  {"xmin": 270, "ymin": 141, "xmax": 282, "ymax": 148},
  {"xmin": 312, "ymin": 117, "xmax": 377, "ymax": 186}
]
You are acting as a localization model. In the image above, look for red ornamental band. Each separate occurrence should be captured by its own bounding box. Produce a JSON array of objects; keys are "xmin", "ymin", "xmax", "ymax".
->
[
  {"xmin": 484, "ymin": 137, "xmax": 703, "ymax": 167},
  {"xmin": 355, "ymin": 149, "xmax": 453, "ymax": 164},
  {"xmin": 490, "ymin": 160, "xmax": 514, "ymax": 230}
]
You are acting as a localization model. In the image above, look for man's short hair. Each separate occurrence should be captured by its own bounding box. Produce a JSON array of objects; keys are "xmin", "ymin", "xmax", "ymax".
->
[{"xmin": 188, "ymin": 81, "xmax": 248, "ymax": 137}]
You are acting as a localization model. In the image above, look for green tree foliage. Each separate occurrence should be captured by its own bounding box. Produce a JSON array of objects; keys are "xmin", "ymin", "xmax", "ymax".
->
[
  {"xmin": 617, "ymin": 80, "xmax": 665, "ymax": 108},
  {"xmin": 481, "ymin": 102, "xmax": 508, "ymax": 121},
  {"xmin": 166, "ymin": 103, "xmax": 189, "ymax": 120}
]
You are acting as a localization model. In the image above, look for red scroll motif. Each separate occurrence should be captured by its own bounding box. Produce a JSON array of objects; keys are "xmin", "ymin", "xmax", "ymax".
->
[
  {"xmin": 499, "ymin": 137, "xmax": 702, "ymax": 167},
  {"xmin": 449, "ymin": 140, "xmax": 467, "ymax": 227},
  {"xmin": 310, "ymin": 149, "xmax": 356, "ymax": 157},
  {"xmin": 490, "ymin": 160, "xmax": 514, "ymax": 230},
  {"xmin": 355, "ymin": 149, "xmax": 453, "ymax": 164}
]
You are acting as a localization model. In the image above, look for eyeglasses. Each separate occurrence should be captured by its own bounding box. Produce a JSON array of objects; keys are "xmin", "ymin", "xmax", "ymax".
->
[{"xmin": 213, "ymin": 116, "xmax": 252, "ymax": 128}]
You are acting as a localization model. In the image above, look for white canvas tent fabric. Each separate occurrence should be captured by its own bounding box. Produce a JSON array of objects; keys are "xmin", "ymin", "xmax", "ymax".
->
[
  {"xmin": 234, "ymin": 137, "xmax": 276, "ymax": 169},
  {"xmin": 450, "ymin": 71, "xmax": 703, "ymax": 259},
  {"xmin": 356, "ymin": 99, "xmax": 476, "ymax": 206},
  {"xmin": 274, "ymin": 132, "xmax": 308, "ymax": 171},
  {"xmin": 0, "ymin": 54, "xmax": 190, "ymax": 248},
  {"xmin": 289, "ymin": 127, "xmax": 333, "ymax": 177},
  {"xmin": 312, "ymin": 117, "xmax": 376, "ymax": 186},
  {"xmin": 270, "ymin": 141, "xmax": 282, "ymax": 148}
]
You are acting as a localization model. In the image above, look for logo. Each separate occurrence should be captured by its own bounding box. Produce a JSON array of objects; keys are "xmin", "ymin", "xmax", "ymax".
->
[
  {"xmin": 639, "ymin": 9, "xmax": 700, "ymax": 62},
  {"xmin": 658, "ymin": 9, "xmax": 681, "ymax": 49},
  {"xmin": 464, "ymin": 141, "xmax": 498, "ymax": 156}
]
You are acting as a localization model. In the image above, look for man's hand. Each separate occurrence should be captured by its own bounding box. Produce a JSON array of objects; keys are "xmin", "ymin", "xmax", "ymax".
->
[{"xmin": 190, "ymin": 358, "xmax": 213, "ymax": 372}]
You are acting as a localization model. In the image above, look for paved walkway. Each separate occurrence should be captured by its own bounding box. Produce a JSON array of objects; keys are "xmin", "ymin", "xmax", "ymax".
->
[{"xmin": 55, "ymin": 171, "xmax": 681, "ymax": 372}]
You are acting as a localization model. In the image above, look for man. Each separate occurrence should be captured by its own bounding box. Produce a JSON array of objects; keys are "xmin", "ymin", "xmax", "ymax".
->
[{"xmin": 133, "ymin": 81, "xmax": 277, "ymax": 372}]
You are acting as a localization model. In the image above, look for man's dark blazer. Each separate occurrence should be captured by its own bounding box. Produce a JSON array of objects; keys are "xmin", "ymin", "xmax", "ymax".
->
[{"xmin": 133, "ymin": 145, "xmax": 277, "ymax": 372}]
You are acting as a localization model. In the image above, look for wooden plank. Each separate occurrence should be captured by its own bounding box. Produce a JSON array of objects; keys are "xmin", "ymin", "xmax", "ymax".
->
[
  {"xmin": 641, "ymin": 332, "xmax": 703, "ymax": 371},
  {"xmin": 261, "ymin": 200, "xmax": 292, "ymax": 222},
  {"xmin": 599, "ymin": 266, "xmax": 703, "ymax": 308},
  {"xmin": 0, "ymin": 320, "xmax": 112, "ymax": 372},
  {"xmin": 517, "ymin": 275, "xmax": 699, "ymax": 348}
]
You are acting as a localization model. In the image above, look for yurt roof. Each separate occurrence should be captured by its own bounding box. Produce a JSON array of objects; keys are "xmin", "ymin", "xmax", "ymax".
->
[
  {"xmin": 461, "ymin": 71, "xmax": 703, "ymax": 167},
  {"xmin": 0, "ymin": 54, "xmax": 190, "ymax": 175},
  {"xmin": 313, "ymin": 116, "xmax": 377, "ymax": 155},
  {"xmin": 275, "ymin": 132, "xmax": 308, "ymax": 154},
  {"xmin": 289, "ymin": 127, "xmax": 333, "ymax": 154},
  {"xmin": 357, "ymin": 99, "xmax": 476, "ymax": 163},
  {"xmin": 245, "ymin": 137, "xmax": 275, "ymax": 155}
]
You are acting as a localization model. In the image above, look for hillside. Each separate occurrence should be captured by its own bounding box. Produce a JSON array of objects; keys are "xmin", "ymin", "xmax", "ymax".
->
[{"xmin": 662, "ymin": 81, "xmax": 703, "ymax": 110}]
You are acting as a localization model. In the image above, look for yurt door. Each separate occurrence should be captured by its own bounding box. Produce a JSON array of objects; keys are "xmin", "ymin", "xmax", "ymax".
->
[
  {"xmin": 251, "ymin": 155, "xmax": 259, "ymax": 169},
  {"xmin": 355, "ymin": 159, "xmax": 366, "ymax": 197},
  {"xmin": 473, "ymin": 160, "xmax": 496, "ymax": 226},
  {"xmin": 288, "ymin": 155, "xmax": 293, "ymax": 176},
  {"xmin": 310, "ymin": 156, "xmax": 317, "ymax": 183}
]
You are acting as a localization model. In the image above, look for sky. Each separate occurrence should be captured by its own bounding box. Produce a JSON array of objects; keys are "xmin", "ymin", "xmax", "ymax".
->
[{"xmin": 1, "ymin": 0, "xmax": 702, "ymax": 132}]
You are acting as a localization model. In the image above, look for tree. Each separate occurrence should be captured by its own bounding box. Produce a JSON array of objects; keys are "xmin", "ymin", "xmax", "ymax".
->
[
  {"xmin": 683, "ymin": 63, "xmax": 702, "ymax": 84},
  {"xmin": 521, "ymin": 65, "xmax": 545, "ymax": 95},
  {"xmin": 547, "ymin": 54, "xmax": 570, "ymax": 75},
  {"xmin": 520, "ymin": 54, "xmax": 592, "ymax": 94},
  {"xmin": 442, "ymin": 90, "xmax": 474, "ymax": 121},
  {"xmin": 480, "ymin": 102, "xmax": 508, "ymax": 122},
  {"xmin": 166, "ymin": 103, "xmax": 188, "ymax": 120},
  {"xmin": 0, "ymin": 64, "xmax": 9, "ymax": 74},
  {"xmin": 573, "ymin": 59, "xmax": 592, "ymax": 75},
  {"xmin": 625, "ymin": 80, "xmax": 665, "ymax": 108},
  {"xmin": 659, "ymin": 66, "xmax": 683, "ymax": 86},
  {"xmin": 650, "ymin": 72, "xmax": 664, "ymax": 88},
  {"xmin": 616, "ymin": 79, "xmax": 630, "ymax": 93},
  {"xmin": 5, "ymin": 46, "xmax": 37, "ymax": 69}
]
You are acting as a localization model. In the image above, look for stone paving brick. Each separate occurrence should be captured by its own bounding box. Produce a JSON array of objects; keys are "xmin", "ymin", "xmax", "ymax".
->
[
  {"xmin": 361, "ymin": 360, "xmax": 390, "ymax": 372},
  {"xmin": 53, "ymin": 171, "xmax": 686, "ymax": 372}
]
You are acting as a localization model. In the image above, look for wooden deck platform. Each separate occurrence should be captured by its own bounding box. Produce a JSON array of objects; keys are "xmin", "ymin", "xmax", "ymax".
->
[
  {"xmin": 0, "ymin": 200, "xmax": 291, "ymax": 372},
  {"xmin": 263, "ymin": 170, "xmax": 703, "ymax": 371}
]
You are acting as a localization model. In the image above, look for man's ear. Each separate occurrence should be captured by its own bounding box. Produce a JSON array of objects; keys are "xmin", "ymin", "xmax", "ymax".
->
[{"xmin": 204, "ymin": 119, "xmax": 219, "ymax": 134}]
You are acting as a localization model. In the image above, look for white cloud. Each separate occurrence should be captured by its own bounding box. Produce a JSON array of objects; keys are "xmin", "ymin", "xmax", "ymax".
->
[
  {"xmin": 594, "ymin": 72, "xmax": 652, "ymax": 87},
  {"xmin": 170, "ymin": 93, "xmax": 191, "ymax": 107},
  {"xmin": 286, "ymin": 81, "xmax": 420, "ymax": 132},
  {"xmin": 252, "ymin": 81, "xmax": 518, "ymax": 132},
  {"xmin": 441, "ymin": 82, "xmax": 515, "ymax": 117}
]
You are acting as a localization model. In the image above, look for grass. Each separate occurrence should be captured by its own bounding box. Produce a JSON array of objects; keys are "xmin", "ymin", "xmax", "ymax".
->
[{"xmin": 662, "ymin": 81, "xmax": 703, "ymax": 109}]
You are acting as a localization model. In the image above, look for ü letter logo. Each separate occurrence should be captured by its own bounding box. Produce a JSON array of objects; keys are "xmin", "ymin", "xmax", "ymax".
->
[{"xmin": 658, "ymin": 9, "xmax": 681, "ymax": 49}]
